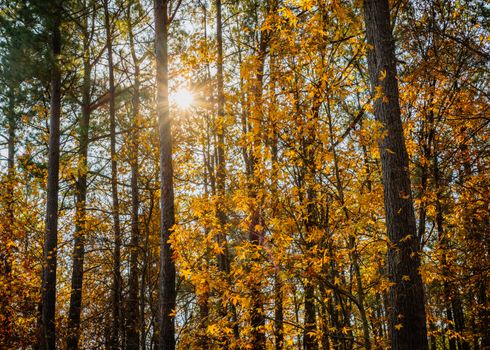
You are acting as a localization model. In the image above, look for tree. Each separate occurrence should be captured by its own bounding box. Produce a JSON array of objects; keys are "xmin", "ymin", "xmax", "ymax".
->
[
  {"xmin": 40, "ymin": 3, "xmax": 62, "ymax": 349},
  {"xmin": 363, "ymin": 0, "xmax": 428, "ymax": 348},
  {"xmin": 154, "ymin": 0, "xmax": 181, "ymax": 348},
  {"xmin": 126, "ymin": 0, "xmax": 142, "ymax": 347},
  {"xmin": 66, "ymin": 3, "xmax": 94, "ymax": 349},
  {"xmin": 103, "ymin": 1, "xmax": 123, "ymax": 347}
]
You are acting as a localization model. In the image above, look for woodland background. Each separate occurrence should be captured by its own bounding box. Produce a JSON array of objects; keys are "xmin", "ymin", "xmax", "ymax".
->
[{"xmin": 0, "ymin": 0, "xmax": 488, "ymax": 349}]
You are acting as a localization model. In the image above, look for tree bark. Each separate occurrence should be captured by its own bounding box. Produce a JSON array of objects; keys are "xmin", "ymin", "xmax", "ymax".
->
[
  {"xmin": 303, "ymin": 112, "xmax": 319, "ymax": 350},
  {"xmin": 104, "ymin": 1, "xmax": 122, "ymax": 348},
  {"xmin": 1, "ymin": 92, "xmax": 15, "ymax": 342},
  {"xmin": 269, "ymin": 81, "xmax": 283, "ymax": 349},
  {"xmin": 327, "ymin": 99, "xmax": 371, "ymax": 350},
  {"xmin": 434, "ymin": 154, "xmax": 456, "ymax": 350},
  {"xmin": 66, "ymin": 13, "xmax": 91, "ymax": 349},
  {"xmin": 215, "ymin": 0, "xmax": 228, "ymax": 274},
  {"xmin": 363, "ymin": 0, "xmax": 428, "ymax": 349},
  {"xmin": 273, "ymin": 271, "xmax": 284, "ymax": 350},
  {"xmin": 41, "ymin": 14, "xmax": 61, "ymax": 350},
  {"xmin": 244, "ymin": 2, "xmax": 276, "ymax": 346},
  {"xmin": 154, "ymin": 1, "xmax": 176, "ymax": 349},
  {"xmin": 304, "ymin": 278, "xmax": 318, "ymax": 350},
  {"xmin": 4, "ymin": 92, "xmax": 15, "ymax": 274},
  {"xmin": 126, "ymin": 3, "xmax": 141, "ymax": 348}
]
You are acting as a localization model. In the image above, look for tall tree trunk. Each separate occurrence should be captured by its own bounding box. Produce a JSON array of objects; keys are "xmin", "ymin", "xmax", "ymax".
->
[
  {"xmin": 270, "ymin": 86, "xmax": 283, "ymax": 349},
  {"xmin": 304, "ymin": 271, "xmax": 318, "ymax": 350},
  {"xmin": 273, "ymin": 271, "xmax": 284, "ymax": 350},
  {"xmin": 140, "ymin": 189, "xmax": 155, "ymax": 350},
  {"xmin": 429, "ymin": 323, "xmax": 437, "ymax": 350},
  {"xmin": 2, "ymin": 89, "xmax": 15, "ymax": 343},
  {"xmin": 434, "ymin": 153, "xmax": 456, "ymax": 350},
  {"xmin": 452, "ymin": 298, "xmax": 469, "ymax": 350},
  {"xmin": 198, "ymin": 139, "xmax": 211, "ymax": 350},
  {"xmin": 215, "ymin": 0, "xmax": 227, "ymax": 275},
  {"xmin": 66, "ymin": 16, "xmax": 91, "ymax": 350},
  {"xmin": 434, "ymin": 152, "xmax": 470, "ymax": 350},
  {"xmin": 127, "ymin": 3, "xmax": 141, "ymax": 348},
  {"xmin": 41, "ymin": 14, "xmax": 62, "ymax": 350},
  {"xmin": 363, "ymin": 0, "xmax": 428, "ymax": 349},
  {"xmin": 303, "ymin": 115, "xmax": 319, "ymax": 350},
  {"xmin": 4, "ymin": 92, "xmax": 15, "ymax": 273},
  {"xmin": 196, "ymin": 7, "xmax": 210, "ymax": 350},
  {"xmin": 104, "ymin": 1, "xmax": 122, "ymax": 348},
  {"xmin": 215, "ymin": 0, "xmax": 241, "ymax": 342},
  {"xmin": 154, "ymin": 1, "xmax": 176, "ymax": 348},
  {"xmin": 327, "ymin": 98, "xmax": 371, "ymax": 350},
  {"xmin": 458, "ymin": 132, "xmax": 485, "ymax": 349},
  {"xmin": 244, "ymin": 2, "xmax": 276, "ymax": 346}
]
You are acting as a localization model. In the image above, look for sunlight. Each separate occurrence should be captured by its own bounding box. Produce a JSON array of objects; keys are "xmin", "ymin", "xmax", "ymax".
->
[{"xmin": 171, "ymin": 87, "xmax": 194, "ymax": 109}]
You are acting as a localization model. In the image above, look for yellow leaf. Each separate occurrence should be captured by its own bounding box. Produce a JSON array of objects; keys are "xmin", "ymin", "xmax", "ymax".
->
[{"xmin": 379, "ymin": 69, "xmax": 387, "ymax": 81}]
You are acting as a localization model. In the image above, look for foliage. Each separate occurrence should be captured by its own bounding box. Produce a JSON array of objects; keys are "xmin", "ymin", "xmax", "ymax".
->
[{"xmin": 0, "ymin": 0, "xmax": 488, "ymax": 349}]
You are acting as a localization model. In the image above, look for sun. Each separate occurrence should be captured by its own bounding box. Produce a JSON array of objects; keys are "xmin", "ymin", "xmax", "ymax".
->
[{"xmin": 171, "ymin": 87, "xmax": 194, "ymax": 109}]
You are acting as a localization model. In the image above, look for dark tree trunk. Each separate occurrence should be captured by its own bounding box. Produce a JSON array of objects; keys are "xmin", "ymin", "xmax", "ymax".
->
[
  {"xmin": 327, "ymin": 102, "xmax": 371, "ymax": 350},
  {"xmin": 154, "ymin": 1, "xmax": 176, "ymax": 349},
  {"xmin": 126, "ymin": 3, "xmax": 141, "ymax": 348},
  {"xmin": 303, "ymin": 139, "xmax": 318, "ymax": 350},
  {"xmin": 215, "ymin": 0, "xmax": 241, "ymax": 342},
  {"xmin": 434, "ymin": 153, "xmax": 470, "ymax": 350},
  {"xmin": 104, "ymin": 1, "xmax": 122, "ymax": 348},
  {"xmin": 429, "ymin": 323, "xmax": 437, "ymax": 350},
  {"xmin": 274, "ymin": 271, "xmax": 284, "ymax": 350},
  {"xmin": 244, "ymin": 2, "xmax": 276, "ymax": 346},
  {"xmin": 2, "ymin": 90, "xmax": 15, "ymax": 343},
  {"xmin": 5, "ymin": 93, "xmax": 15, "ymax": 267},
  {"xmin": 434, "ymin": 154, "xmax": 456, "ymax": 350},
  {"xmin": 2, "ymin": 90, "xmax": 15, "ymax": 276},
  {"xmin": 270, "ymin": 111, "xmax": 283, "ymax": 350},
  {"xmin": 363, "ymin": 0, "xmax": 428, "ymax": 349},
  {"xmin": 304, "ymin": 175, "xmax": 318, "ymax": 350},
  {"xmin": 66, "ymin": 17, "xmax": 91, "ymax": 350},
  {"xmin": 304, "ymin": 281, "xmax": 318, "ymax": 350},
  {"xmin": 41, "ymin": 14, "xmax": 61, "ymax": 350},
  {"xmin": 452, "ymin": 298, "xmax": 469, "ymax": 350},
  {"xmin": 215, "ymin": 0, "xmax": 228, "ymax": 274},
  {"xmin": 459, "ymin": 133, "xmax": 488, "ymax": 350},
  {"xmin": 141, "ymin": 190, "xmax": 155, "ymax": 350}
]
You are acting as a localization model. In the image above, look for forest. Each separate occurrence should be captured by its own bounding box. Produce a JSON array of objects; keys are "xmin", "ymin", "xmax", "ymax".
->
[{"xmin": 0, "ymin": 0, "xmax": 488, "ymax": 349}]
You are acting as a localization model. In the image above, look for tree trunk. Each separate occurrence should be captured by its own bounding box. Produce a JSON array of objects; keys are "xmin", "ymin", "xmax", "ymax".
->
[
  {"xmin": 215, "ymin": 0, "xmax": 242, "ymax": 342},
  {"xmin": 458, "ymin": 132, "xmax": 485, "ymax": 349},
  {"xmin": 304, "ymin": 279, "xmax": 318, "ymax": 350},
  {"xmin": 363, "ymin": 0, "xmax": 428, "ymax": 349},
  {"xmin": 154, "ymin": 1, "xmax": 176, "ymax": 349},
  {"xmin": 303, "ymin": 142, "xmax": 318, "ymax": 350},
  {"xmin": 244, "ymin": 2, "xmax": 276, "ymax": 346},
  {"xmin": 66, "ymin": 16, "xmax": 91, "ymax": 350},
  {"xmin": 270, "ymin": 101, "xmax": 283, "ymax": 350},
  {"xmin": 1, "ymin": 92, "xmax": 15, "ymax": 342},
  {"xmin": 4, "ymin": 92, "xmax": 15, "ymax": 274},
  {"xmin": 41, "ymin": 14, "xmax": 61, "ymax": 350},
  {"xmin": 434, "ymin": 154, "xmax": 456, "ymax": 350},
  {"xmin": 215, "ymin": 0, "xmax": 228, "ymax": 275},
  {"xmin": 127, "ymin": 3, "xmax": 141, "ymax": 348},
  {"xmin": 327, "ymin": 100, "xmax": 371, "ymax": 350},
  {"xmin": 141, "ymin": 190, "xmax": 155, "ymax": 350},
  {"xmin": 104, "ymin": 1, "xmax": 123, "ymax": 348},
  {"xmin": 273, "ymin": 271, "xmax": 284, "ymax": 350}
]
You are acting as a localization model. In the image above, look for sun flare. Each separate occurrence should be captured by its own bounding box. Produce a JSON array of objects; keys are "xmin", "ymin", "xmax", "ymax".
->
[{"xmin": 171, "ymin": 87, "xmax": 194, "ymax": 109}]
